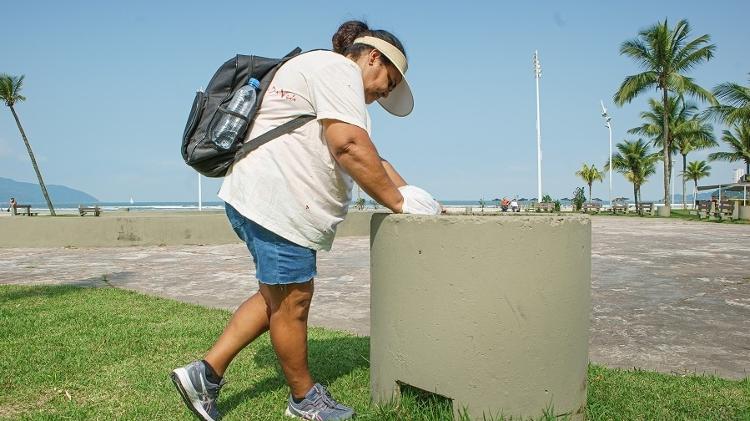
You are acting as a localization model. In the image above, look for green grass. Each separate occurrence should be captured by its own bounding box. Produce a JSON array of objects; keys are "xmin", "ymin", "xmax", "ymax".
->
[{"xmin": 1, "ymin": 285, "xmax": 748, "ymax": 420}]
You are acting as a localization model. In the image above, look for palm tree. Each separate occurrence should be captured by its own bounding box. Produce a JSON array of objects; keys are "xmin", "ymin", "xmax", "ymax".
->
[
  {"xmin": 708, "ymin": 122, "xmax": 750, "ymax": 179},
  {"xmin": 628, "ymin": 96, "xmax": 684, "ymax": 157},
  {"xmin": 605, "ymin": 139, "xmax": 660, "ymax": 209},
  {"xmin": 575, "ymin": 163, "xmax": 604, "ymax": 202},
  {"xmin": 0, "ymin": 74, "xmax": 56, "ymax": 216},
  {"xmin": 683, "ymin": 160, "xmax": 711, "ymax": 207},
  {"xmin": 674, "ymin": 118, "xmax": 716, "ymax": 209},
  {"xmin": 708, "ymin": 74, "xmax": 750, "ymax": 126},
  {"xmin": 614, "ymin": 19, "xmax": 716, "ymax": 215},
  {"xmin": 628, "ymin": 96, "xmax": 716, "ymax": 209}
]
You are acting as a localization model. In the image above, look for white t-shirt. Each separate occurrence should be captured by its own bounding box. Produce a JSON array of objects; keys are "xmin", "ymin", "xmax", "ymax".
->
[{"xmin": 218, "ymin": 50, "xmax": 370, "ymax": 251}]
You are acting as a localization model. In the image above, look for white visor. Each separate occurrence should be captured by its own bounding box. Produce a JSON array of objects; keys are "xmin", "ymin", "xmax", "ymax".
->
[{"xmin": 353, "ymin": 36, "xmax": 414, "ymax": 117}]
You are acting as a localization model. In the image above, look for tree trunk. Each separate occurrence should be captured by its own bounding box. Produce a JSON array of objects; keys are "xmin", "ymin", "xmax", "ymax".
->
[
  {"xmin": 633, "ymin": 183, "xmax": 639, "ymax": 212},
  {"xmin": 637, "ymin": 185, "xmax": 642, "ymax": 214},
  {"xmin": 693, "ymin": 179, "xmax": 698, "ymax": 208},
  {"xmin": 682, "ymin": 153, "xmax": 687, "ymax": 211},
  {"xmin": 662, "ymin": 87, "xmax": 671, "ymax": 214},
  {"xmin": 588, "ymin": 183, "xmax": 592, "ymax": 203},
  {"xmin": 9, "ymin": 106, "xmax": 56, "ymax": 216}
]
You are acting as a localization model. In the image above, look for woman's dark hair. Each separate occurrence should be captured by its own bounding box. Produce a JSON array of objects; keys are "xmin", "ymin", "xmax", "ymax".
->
[{"xmin": 331, "ymin": 20, "xmax": 406, "ymax": 65}]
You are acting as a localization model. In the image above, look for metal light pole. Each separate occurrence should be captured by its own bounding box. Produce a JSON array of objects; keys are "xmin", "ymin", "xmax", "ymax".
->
[
  {"xmin": 198, "ymin": 173, "xmax": 203, "ymax": 211},
  {"xmin": 671, "ymin": 158, "xmax": 676, "ymax": 207},
  {"xmin": 533, "ymin": 51, "xmax": 543, "ymax": 202},
  {"xmin": 196, "ymin": 86, "xmax": 204, "ymax": 212},
  {"xmin": 601, "ymin": 101, "xmax": 613, "ymax": 207}
]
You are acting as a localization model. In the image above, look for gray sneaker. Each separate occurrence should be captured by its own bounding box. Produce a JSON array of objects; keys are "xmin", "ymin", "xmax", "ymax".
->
[
  {"xmin": 284, "ymin": 383, "xmax": 355, "ymax": 420},
  {"xmin": 170, "ymin": 360, "xmax": 225, "ymax": 421}
]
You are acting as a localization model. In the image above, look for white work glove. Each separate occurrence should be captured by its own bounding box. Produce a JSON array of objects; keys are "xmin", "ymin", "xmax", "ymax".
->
[{"xmin": 398, "ymin": 185, "xmax": 442, "ymax": 215}]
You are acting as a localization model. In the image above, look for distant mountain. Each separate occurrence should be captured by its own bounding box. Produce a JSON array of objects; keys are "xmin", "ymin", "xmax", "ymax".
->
[{"xmin": 0, "ymin": 177, "xmax": 98, "ymax": 204}]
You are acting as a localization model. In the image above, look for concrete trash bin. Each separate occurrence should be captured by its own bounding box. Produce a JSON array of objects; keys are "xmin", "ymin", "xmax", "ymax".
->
[{"xmin": 370, "ymin": 214, "xmax": 591, "ymax": 420}]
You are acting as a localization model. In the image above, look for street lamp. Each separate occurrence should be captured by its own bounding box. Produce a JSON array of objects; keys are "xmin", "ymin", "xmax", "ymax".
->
[
  {"xmin": 600, "ymin": 101, "xmax": 613, "ymax": 207},
  {"xmin": 533, "ymin": 51, "xmax": 543, "ymax": 202}
]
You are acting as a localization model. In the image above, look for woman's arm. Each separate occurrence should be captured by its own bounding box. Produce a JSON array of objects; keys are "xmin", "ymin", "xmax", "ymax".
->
[
  {"xmin": 323, "ymin": 119, "xmax": 403, "ymax": 213},
  {"xmin": 380, "ymin": 158, "xmax": 407, "ymax": 188}
]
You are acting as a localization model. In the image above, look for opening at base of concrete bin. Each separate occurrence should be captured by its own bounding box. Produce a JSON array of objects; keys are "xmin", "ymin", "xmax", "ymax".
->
[{"xmin": 397, "ymin": 382, "xmax": 454, "ymax": 411}]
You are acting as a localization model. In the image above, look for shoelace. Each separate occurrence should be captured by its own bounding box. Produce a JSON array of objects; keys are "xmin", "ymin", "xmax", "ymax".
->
[
  {"xmin": 313, "ymin": 386, "xmax": 340, "ymax": 409},
  {"xmin": 201, "ymin": 382, "xmax": 224, "ymax": 405}
]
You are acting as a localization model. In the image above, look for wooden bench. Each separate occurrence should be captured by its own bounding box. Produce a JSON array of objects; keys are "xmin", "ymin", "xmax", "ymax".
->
[
  {"xmin": 9, "ymin": 204, "xmax": 37, "ymax": 216},
  {"xmin": 636, "ymin": 202, "xmax": 654, "ymax": 216},
  {"xmin": 611, "ymin": 203, "xmax": 628, "ymax": 214},
  {"xmin": 582, "ymin": 202, "xmax": 602, "ymax": 213},
  {"xmin": 536, "ymin": 202, "xmax": 556, "ymax": 212},
  {"xmin": 697, "ymin": 201, "xmax": 713, "ymax": 219},
  {"xmin": 79, "ymin": 205, "xmax": 102, "ymax": 217},
  {"xmin": 717, "ymin": 200, "xmax": 736, "ymax": 220}
]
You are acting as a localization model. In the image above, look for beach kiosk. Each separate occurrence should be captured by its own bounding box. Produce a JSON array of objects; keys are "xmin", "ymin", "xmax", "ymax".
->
[{"xmin": 696, "ymin": 179, "xmax": 750, "ymax": 220}]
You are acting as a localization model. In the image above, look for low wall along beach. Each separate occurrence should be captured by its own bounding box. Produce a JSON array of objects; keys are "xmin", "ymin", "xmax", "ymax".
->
[{"xmin": 0, "ymin": 211, "xmax": 375, "ymax": 248}]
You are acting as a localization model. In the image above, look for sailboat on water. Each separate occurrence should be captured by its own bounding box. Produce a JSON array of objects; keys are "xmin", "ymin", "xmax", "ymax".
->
[{"xmin": 129, "ymin": 197, "xmax": 134, "ymax": 205}]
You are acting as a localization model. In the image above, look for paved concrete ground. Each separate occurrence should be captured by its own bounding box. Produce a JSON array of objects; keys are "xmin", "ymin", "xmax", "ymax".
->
[{"xmin": 2, "ymin": 217, "xmax": 748, "ymax": 379}]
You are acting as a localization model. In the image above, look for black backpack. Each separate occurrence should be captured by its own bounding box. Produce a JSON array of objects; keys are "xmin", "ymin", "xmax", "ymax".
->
[{"xmin": 181, "ymin": 48, "xmax": 316, "ymax": 177}]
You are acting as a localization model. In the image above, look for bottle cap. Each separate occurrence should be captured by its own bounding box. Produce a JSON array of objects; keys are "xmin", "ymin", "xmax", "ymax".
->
[{"xmin": 248, "ymin": 78, "xmax": 260, "ymax": 89}]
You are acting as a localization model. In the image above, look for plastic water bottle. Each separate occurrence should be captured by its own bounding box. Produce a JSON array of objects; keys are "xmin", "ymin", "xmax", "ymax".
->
[{"xmin": 211, "ymin": 77, "xmax": 261, "ymax": 149}]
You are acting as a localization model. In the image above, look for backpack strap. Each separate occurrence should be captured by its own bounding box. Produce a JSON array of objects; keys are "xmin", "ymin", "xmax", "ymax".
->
[{"xmin": 234, "ymin": 114, "xmax": 317, "ymax": 159}]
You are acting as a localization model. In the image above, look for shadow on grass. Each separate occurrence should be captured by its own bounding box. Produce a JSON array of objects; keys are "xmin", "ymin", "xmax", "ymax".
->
[
  {"xmin": 219, "ymin": 334, "xmax": 370, "ymax": 414},
  {"xmin": 0, "ymin": 284, "xmax": 86, "ymax": 301},
  {"xmin": 0, "ymin": 272, "xmax": 137, "ymax": 298}
]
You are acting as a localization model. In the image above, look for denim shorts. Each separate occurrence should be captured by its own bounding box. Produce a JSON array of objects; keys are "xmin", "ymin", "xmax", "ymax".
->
[{"xmin": 225, "ymin": 203, "xmax": 317, "ymax": 285}]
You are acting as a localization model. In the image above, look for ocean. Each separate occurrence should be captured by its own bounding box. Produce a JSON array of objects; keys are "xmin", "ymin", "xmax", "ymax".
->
[
  {"xmin": 9, "ymin": 195, "xmax": 733, "ymax": 214},
  {"xmin": 12, "ymin": 200, "xmax": 528, "ymax": 214}
]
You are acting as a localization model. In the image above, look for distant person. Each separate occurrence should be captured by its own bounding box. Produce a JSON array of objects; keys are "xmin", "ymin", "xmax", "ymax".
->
[
  {"xmin": 170, "ymin": 20, "xmax": 440, "ymax": 421},
  {"xmin": 501, "ymin": 197, "xmax": 510, "ymax": 212},
  {"xmin": 7, "ymin": 198, "xmax": 17, "ymax": 215},
  {"xmin": 510, "ymin": 198, "xmax": 520, "ymax": 212}
]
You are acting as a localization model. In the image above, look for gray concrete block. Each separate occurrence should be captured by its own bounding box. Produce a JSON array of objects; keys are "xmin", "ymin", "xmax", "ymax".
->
[{"xmin": 370, "ymin": 214, "xmax": 591, "ymax": 420}]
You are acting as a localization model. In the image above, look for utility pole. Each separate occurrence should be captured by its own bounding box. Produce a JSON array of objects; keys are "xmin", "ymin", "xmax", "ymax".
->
[
  {"xmin": 601, "ymin": 101, "xmax": 613, "ymax": 207},
  {"xmin": 197, "ymin": 87, "xmax": 204, "ymax": 212},
  {"xmin": 533, "ymin": 51, "xmax": 543, "ymax": 202},
  {"xmin": 198, "ymin": 173, "xmax": 202, "ymax": 211}
]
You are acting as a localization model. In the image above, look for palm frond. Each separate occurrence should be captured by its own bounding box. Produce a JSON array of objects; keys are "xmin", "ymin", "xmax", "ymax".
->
[
  {"xmin": 668, "ymin": 19, "xmax": 692, "ymax": 62},
  {"xmin": 0, "ymin": 74, "xmax": 26, "ymax": 106},
  {"xmin": 619, "ymin": 39, "xmax": 655, "ymax": 69},
  {"xmin": 673, "ymin": 41, "xmax": 715, "ymax": 74},
  {"xmin": 713, "ymin": 81, "xmax": 750, "ymax": 106},
  {"xmin": 708, "ymin": 151, "xmax": 741, "ymax": 162},
  {"xmin": 667, "ymin": 74, "xmax": 717, "ymax": 105},
  {"xmin": 707, "ymin": 125, "xmax": 750, "ymax": 167},
  {"xmin": 627, "ymin": 125, "xmax": 657, "ymax": 137},
  {"xmin": 705, "ymin": 104, "xmax": 750, "ymax": 126},
  {"xmin": 614, "ymin": 72, "xmax": 658, "ymax": 105},
  {"xmin": 707, "ymin": 80, "xmax": 750, "ymax": 126}
]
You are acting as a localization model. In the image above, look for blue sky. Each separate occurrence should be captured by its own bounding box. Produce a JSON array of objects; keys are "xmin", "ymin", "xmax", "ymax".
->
[{"xmin": 1, "ymin": 0, "xmax": 748, "ymax": 202}]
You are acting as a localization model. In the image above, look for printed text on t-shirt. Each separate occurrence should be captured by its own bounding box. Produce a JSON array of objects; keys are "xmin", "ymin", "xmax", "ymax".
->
[{"xmin": 268, "ymin": 86, "xmax": 297, "ymax": 102}]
